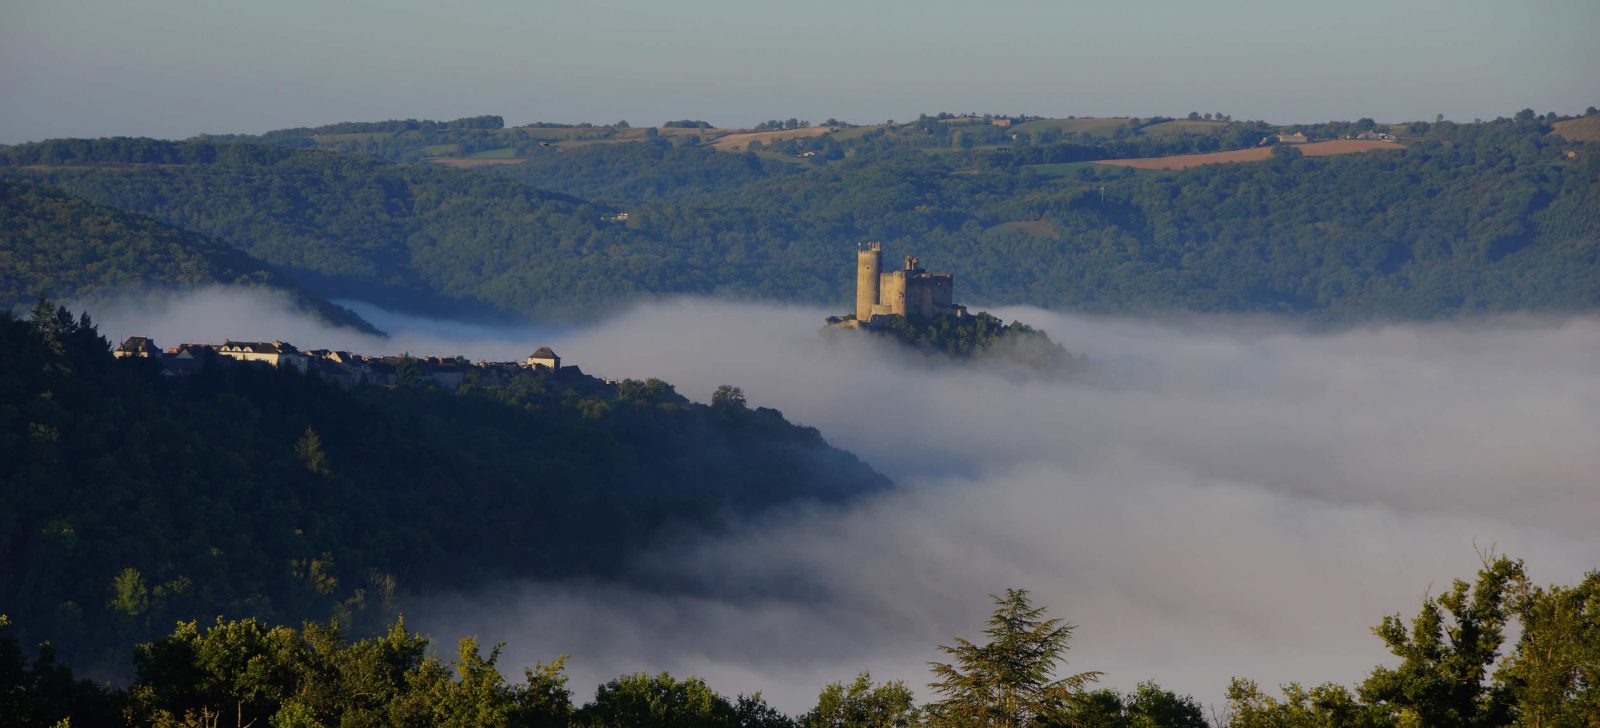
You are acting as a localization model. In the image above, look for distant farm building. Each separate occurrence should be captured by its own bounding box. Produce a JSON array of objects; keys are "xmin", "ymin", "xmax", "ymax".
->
[{"xmin": 1277, "ymin": 132, "xmax": 1310, "ymax": 144}]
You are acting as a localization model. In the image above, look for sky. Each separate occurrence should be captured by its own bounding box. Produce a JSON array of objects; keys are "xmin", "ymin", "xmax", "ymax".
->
[
  {"xmin": 3, "ymin": 0, "xmax": 1598, "ymax": 143},
  {"xmin": 85, "ymin": 289, "xmax": 1600, "ymax": 713}
]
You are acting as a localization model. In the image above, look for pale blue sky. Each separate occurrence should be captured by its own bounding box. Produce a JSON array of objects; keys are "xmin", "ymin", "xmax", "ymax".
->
[{"xmin": 3, "ymin": 0, "xmax": 1596, "ymax": 143}]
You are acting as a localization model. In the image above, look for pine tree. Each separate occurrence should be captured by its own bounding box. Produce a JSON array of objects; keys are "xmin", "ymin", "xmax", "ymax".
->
[
  {"xmin": 926, "ymin": 588, "xmax": 1100, "ymax": 727},
  {"xmin": 295, "ymin": 426, "xmax": 329, "ymax": 476}
]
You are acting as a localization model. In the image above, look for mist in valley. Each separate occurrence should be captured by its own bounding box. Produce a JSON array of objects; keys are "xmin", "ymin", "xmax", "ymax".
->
[{"xmin": 88, "ymin": 288, "xmax": 1600, "ymax": 713}]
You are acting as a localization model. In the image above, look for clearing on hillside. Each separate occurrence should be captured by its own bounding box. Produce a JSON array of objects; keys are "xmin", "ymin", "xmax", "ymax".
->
[
  {"xmin": 1552, "ymin": 115, "xmax": 1600, "ymax": 142},
  {"xmin": 711, "ymin": 126, "xmax": 834, "ymax": 151},
  {"xmin": 1095, "ymin": 139, "xmax": 1401, "ymax": 170}
]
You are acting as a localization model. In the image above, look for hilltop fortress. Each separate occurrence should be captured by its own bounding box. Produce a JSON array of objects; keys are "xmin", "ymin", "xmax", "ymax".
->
[{"xmin": 851, "ymin": 242, "xmax": 968, "ymax": 322}]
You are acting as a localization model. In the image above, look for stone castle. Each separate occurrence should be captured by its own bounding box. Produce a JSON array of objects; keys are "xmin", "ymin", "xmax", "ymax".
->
[{"xmin": 853, "ymin": 242, "xmax": 967, "ymax": 321}]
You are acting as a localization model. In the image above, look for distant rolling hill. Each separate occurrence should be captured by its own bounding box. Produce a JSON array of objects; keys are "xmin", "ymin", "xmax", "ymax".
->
[
  {"xmin": 2, "ymin": 110, "xmax": 1595, "ymax": 323},
  {"xmin": 0, "ymin": 179, "xmax": 379, "ymax": 333}
]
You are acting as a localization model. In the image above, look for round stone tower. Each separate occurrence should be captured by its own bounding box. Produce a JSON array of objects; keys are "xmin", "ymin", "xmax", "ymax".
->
[{"xmin": 855, "ymin": 242, "xmax": 882, "ymax": 321}]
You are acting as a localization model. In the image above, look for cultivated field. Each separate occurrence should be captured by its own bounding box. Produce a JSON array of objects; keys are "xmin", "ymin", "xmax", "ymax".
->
[
  {"xmin": 429, "ymin": 157, "xmax": 526, "ymax": 169},
  {"xmin": 711, "ymin": 126, "xmax": 834, "ymax": 151},
  {"xmin": 1010, "ymin": 117, "xmax": 1133, "ymax": 139},
  {"xmin": 1139, "ymin": 119, "xmax": 1229, "ymax": 137},
  {"xmin": 1095, "ymin": 140, "xmax": 1402, "ymax": 170},
  {"xmin": 1552, "ymin": 115, "xmax": 1600, "ymax": 142}
]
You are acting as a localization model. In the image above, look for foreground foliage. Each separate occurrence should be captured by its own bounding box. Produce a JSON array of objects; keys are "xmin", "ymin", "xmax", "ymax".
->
[{"xmin": 2, "ymin": 557, "xmax": 1595, "ymax": 726}]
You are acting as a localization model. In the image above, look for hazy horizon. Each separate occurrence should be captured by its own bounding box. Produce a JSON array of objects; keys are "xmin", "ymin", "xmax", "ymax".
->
[{"xmin": 4, "ymin": 0, "xmax": 1598, "ymax": 144}]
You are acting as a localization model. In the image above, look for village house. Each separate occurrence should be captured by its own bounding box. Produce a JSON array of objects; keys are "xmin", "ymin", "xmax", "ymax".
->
[
  {"xmin": 1277, "ymin": 132, "xmax": 1310, "ymax": 144},
  {"xmin": 113, "ymin": 336, "xmax": 161, "ymax": 358},
  {"xmin": 114, "ymin": 334, "xmax": 582, "ymax": 391},
  {"xmin": 527, "ymin": 347, "xmax": 561, "ymax": 370},
  {"xmin": 217, "ymin": 341, "xmax": 309, "ymax": 372},
  {"xmin": 159, "ymin": 344, "xmax": 212, "ymax": 377}
]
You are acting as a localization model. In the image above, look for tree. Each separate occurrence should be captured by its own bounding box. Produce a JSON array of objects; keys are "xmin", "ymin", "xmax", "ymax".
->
[
  {"xmin": 804, "ymin": 672, "xmax": 919, "ymax": 727},
  {"xmin": 395, "ymin": 355, "xmax": 420, "ymax": 387},
  {"xmin": 737, "ymin": 692, "xmax": 799, "ymax": 728},
  {"xmin": 1357, "ymin": 555, "xmax": 1525, "ymax": 726},
  {"xmin": 926, "ymin": 588, "xmax": 1100, "ymax": 727},
  {"xmin": 294, "ymin": 426, "xmax": 329, "ymax": 476},
  {"xmin": 1496, "ymin": 571, "xmax": 1600, "ymax": 727},
  {"xmin": 574, "ymin": 672, "xmax": 738, "ymax": 728},
  {"xmin": 1224, "ymin": 679, "xmax": 1381, "ymax": 728},
  {"xmin": 109, "ymin": 568, "xmax": 149, "ymax": 618},
  {"xmin": 712, "ymin": 384, "xmax": 747, "ymax": 411},
  {"xmin": 1060, "ymin": 682, "xmax": 1206, "ymax": 727}
]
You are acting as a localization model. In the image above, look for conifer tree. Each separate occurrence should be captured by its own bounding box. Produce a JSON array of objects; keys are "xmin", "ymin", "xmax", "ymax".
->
[
  {"xmin": 294, "ymin": 426, "xmax": 329, "ymax": 476},
  {"xmin": 926, "ymin": 588, "xmax": 1100, "ymax": 727}
]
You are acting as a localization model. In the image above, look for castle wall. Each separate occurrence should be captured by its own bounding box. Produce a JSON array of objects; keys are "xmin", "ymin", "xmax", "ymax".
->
[
  {"xmin": 878, "ymin": 269, "xmax": 907, "ymax": 316},
  {"xmin": 851, "ymin": 243, "xmax": 960, "ymax": 321},
  {"xmin": 855, "ymin": 243, "xmax": 881, "ymax": 320}
]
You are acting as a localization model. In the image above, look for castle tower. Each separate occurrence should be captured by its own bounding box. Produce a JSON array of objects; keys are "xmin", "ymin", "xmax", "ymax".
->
[{"xmin": 855, "ymin": 242, "xmax": 882, "ymax": 320}]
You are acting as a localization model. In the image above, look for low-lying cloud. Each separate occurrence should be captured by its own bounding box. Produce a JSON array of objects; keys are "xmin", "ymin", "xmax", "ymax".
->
[{"xmin": 90, "ymin": 289, "xmax": 1600, "ymax": 714}]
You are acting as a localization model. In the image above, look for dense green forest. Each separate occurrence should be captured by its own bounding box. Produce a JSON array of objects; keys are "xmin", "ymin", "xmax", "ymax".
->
[
  {"xmin": 0, "ymin": 180, "xmax": 378, "ymax": 333},
  {"xmin": 0, "ymin": 303, "xmax": 887, "ymax": 675},
  {"xmin": 5, "ymin": 559, "xmax": 1594, "ymax": 727},
  {"xmin": 1, "ymin": 112, "xmax": 1595, "ymax": 324}
]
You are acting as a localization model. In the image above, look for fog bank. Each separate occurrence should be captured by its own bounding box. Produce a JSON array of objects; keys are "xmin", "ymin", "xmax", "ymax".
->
[{"xmin": 91, "ymin": 290, "xmax": 1600, "ymax": 713}]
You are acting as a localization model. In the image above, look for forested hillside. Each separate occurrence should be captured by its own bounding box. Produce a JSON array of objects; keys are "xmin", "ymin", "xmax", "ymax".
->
[
  {"xmin": 0, "ymin": 304, "xmax": 887, "ymax": 673},
  {"xmin": 0, "ymin": 140, "xmax": 686, "ymax": 319},
  {"xmin": 2, "ymin": 112, "xmax": 1595, "ymax": 322},
  {"xmin": 0, "ymin": 180, "xmax": 378, "ymax": 332}
]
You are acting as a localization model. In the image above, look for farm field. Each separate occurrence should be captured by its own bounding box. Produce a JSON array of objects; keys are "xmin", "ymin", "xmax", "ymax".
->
[
  {"xmin": 1010, "ymin": 117, "xmax": 1133, "ymax": 139},
  {"xmin": 1552, "ymin": 115, "xmax": 1600, "ymax": 141},
  {"xmin": 428, "ymin": 156, "xmax": 526, "ymax": 168},
  {"xmin": 829, "ymin": 124, "xmax": 887, "ymax": 142},
  {"xmin": 711, "ymin": 126, "xmax": 834, "ymax": 151},
  {"xmin": 1139, "ymin": 119, "xmax": 1229, "ymax": 136},
  {"xmin": 1095, "ymin": 139, "xmax": 1402, "ymax": 170}
]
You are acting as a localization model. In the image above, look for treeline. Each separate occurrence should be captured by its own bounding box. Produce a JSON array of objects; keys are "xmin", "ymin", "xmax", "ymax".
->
[
  {"xmin": 0, "ymin": 303, "xmax": 888, "ymax": 673},
  {"xmin": 0, "ymin": 179, "xmax": 378, "ymax": 333},
  {"xmin": 5, "ymin": 557, "xmax": 1595, "ymax": 726},
  {"xmin": 195, "ymin": 115, "xmax": 506, "ymax": 148}
]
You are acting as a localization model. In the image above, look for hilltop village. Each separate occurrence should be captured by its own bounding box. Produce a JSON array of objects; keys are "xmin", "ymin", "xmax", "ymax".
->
[{"xmin": 112, "ymin": 336, "xmax": 579, "ymax": 389}]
